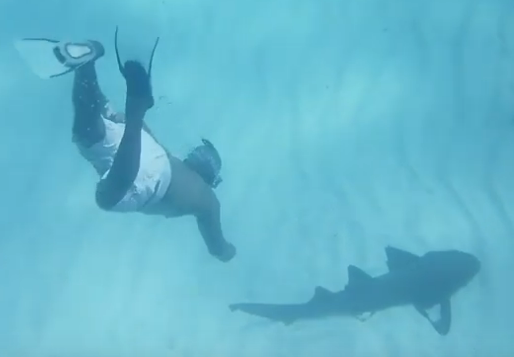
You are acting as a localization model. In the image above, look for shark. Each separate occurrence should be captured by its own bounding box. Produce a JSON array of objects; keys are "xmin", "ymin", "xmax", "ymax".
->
[{"xmin": 229, "ymin": 246, "xmax": 480, "ymax": 335}]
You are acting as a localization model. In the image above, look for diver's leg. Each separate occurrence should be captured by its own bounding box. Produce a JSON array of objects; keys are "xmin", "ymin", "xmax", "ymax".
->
[
  {"xmin": 61, "ymin": 40, "xmax": 109, "ymax": 148},
  {"xmin": 95, "ymin": 111, "xmax": 143, "ymax": 209},
  {"xmin": 72, "ymin": 62, "xmax": 108, "ymax": 147},
  {"xmin": 95, "ymin": 66, "xmax": 151, "ymax": 210}
]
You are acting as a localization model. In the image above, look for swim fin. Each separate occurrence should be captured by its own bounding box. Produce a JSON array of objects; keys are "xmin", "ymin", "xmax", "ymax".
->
[{"xmin": 14, "ymin": 38, "xmax": 104, "ymax": 79}]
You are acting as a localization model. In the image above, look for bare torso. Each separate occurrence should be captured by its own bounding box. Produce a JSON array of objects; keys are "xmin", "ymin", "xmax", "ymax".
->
[
  {"xmin": 108, "ymin": 111, "xmax": 218, "ymax": 219},
  {"xmin": 141, "ymin": 153, "xmax": 218, "ymax": 219}
]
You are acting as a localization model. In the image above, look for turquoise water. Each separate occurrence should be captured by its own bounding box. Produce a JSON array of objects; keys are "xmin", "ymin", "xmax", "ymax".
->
[{"xmin": 0, "ymin": 0, "xmax": 513, "ymax": 355}]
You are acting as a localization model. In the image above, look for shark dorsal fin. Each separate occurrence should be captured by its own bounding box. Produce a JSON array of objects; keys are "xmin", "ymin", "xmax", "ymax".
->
[
  {"xmin": 311, "ymin": 286, "xmax": 332, "ymax": 301},
  {"xmin": 347, "ymin": 265, "xmax": 373, "ymax": 288},
  {"xmin": 385, "ymin": 246, "xmax": 420, "ymax": 271}
]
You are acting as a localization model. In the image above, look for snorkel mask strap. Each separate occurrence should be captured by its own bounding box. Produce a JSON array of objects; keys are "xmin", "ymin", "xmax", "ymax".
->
[{"xmin": 183, "ymin": 138, "xmax": 223, "ymax": 189}]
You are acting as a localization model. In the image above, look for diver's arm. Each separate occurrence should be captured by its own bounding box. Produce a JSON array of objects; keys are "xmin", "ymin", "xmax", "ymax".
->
[{"xmin": 195, "ymin": 193, "xmax": 236, "ymax": 262}]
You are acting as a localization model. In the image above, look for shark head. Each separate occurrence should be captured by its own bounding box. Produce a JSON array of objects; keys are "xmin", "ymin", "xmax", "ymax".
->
[
  {"xmin": 385, "ymin": 246, "xmax": 480, "ymax": 335},
  {"xmin": 422, "ymin": 250, "xmax": 481, "ymax": 291},
  {"xmin": 385, "ymin": 246, "xmax": 481, "ymax": 307}
]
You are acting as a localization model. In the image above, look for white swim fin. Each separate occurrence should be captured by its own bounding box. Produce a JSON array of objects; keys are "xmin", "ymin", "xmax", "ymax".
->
[{"xmin": 14, "ymin": 37, "xmax": 104, "ymax": 79}]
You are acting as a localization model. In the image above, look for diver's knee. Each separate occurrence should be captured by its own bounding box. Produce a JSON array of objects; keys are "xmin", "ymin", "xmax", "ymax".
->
[
  {"xmin": 95, "ymin": 180, "xmax": 117, "ymax": 211},
  {"xmin": 72, "ymin": 118, "xmax": 106, "ymax": 148}
]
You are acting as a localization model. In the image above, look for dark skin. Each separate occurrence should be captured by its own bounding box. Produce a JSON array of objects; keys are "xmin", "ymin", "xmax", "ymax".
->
[
  {"xmin": 101, "ymin": 111, "xmax": 234, "ymax": 261},
  {"xmin": 73, "ymin": 34, "xmax": 235, "ymax": 262}
]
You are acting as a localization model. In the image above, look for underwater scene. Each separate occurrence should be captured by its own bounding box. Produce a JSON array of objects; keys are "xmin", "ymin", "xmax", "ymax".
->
[{"xmin": 0, "ymin": 0, "xmax": 513, "ymax": 356}]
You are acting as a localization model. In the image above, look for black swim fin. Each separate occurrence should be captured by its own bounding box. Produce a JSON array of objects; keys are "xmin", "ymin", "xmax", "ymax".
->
[{"xmin": 114, "ymin": 26, "xmax": 160, "ymax": 105}]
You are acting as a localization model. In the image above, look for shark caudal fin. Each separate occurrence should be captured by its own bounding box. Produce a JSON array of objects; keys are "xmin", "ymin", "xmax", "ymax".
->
[{"xmin": 228, "ymin": 302, "xmax": 301, "ymax": 325}]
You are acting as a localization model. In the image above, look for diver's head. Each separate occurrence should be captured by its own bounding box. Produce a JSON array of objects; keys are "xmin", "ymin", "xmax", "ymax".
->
[{"xmin": 183, "ymin": 139, "xmax": 223, "ymax": 188}]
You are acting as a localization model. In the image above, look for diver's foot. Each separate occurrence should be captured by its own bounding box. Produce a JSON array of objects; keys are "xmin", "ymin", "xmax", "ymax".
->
[
  {"xmin": 54, "ymin": 40, "xmax": 105, "ymax": 71},
  {"xmin": 123, "ymin": 60, "xmax": 155, "ymax": 110}
]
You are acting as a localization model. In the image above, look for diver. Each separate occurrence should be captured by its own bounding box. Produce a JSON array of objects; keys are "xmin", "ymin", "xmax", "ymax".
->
[{"xmin": 14, "ymin": 30, "xmax": 236, "ymax": 262}]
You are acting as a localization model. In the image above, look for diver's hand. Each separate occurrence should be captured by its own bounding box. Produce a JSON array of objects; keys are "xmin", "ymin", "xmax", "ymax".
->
[
  {"xmin": 213, "ymin": 242, "xmax": 236, "ymax": 263},
  {"xmin": 123, "ymin": 60, "xmax": 154, "ymax": 110}
]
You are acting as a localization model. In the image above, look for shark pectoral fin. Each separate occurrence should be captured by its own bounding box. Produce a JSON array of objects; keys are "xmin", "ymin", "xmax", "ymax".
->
[
  {"xmin": 414, "ymin": 305, "xmax": 428, "ymax": 318},
  {"xmin": 385, "ymin": 246, "xmax": 420, "ymax": 271},
  {"xmin": 346, "ymin": 265, "xmax": 373, "ymax": 289},
  {"xmin": 431, "ymin": 300, "xmax": 452, "ymax": 336},
  {"xmin": 414, "ymin": 300, "xmax": 452, "ymax": 336}
]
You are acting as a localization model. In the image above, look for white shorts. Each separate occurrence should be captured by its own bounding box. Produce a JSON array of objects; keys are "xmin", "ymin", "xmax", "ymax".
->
[{"xmin": 77, "ymin": 118, "xmax": 172, "ymax": 212}]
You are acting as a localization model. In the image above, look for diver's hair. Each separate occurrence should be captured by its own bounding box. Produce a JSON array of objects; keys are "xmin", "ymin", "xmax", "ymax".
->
[{"xmin": 183, "ymin": 139, "xmax": 223, "ymax": 188}]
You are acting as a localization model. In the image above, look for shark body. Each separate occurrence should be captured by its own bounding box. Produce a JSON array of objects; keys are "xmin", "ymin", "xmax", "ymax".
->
[{"xmin": 229, "ymin": 246, "xmax": 480, "ymax": 335}]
